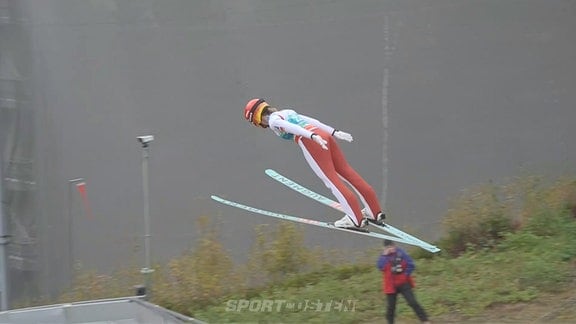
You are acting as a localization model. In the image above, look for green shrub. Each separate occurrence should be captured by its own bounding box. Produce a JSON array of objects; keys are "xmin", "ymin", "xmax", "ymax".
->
[
  {"xmin": 58, "ymin": 267, "xmax": 141, "ymax": 302},
  {"xmin": 441, "ymin": 183, "xmax": 513, "ymax": 255},
  {"xmin": 498, "ymin": 231, "xmax": 541, "ymax": 252},
  {"xmin": 525, "ymin": 208, "xmax": 573, "ymax": 237},
  {"xmin": 151, "ymin": 215, "xmax": 241, "ymax": 313},
  {"xmin": 441, "ymin": 176, "xmax": 576, "ymax": 256},
  {"xmin": 244, "ymin": 222, "xmax": 313, "ymax": 285}
]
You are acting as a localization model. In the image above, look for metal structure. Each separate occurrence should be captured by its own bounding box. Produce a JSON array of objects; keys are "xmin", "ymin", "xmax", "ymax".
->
[
  {"xmin": 66, "ymin": 178, "xmax": 84, "ymax": 281},
  {"xmin": 1, "ymin": 0, "xmax": 39, "ymax": 308},
  {"xmin": 138, "ymin": 135, "xmax": 155, "ymax": 300},
  {"xmin": 0, "ymin": 296, "xmax": 206, "ymax": 324}
]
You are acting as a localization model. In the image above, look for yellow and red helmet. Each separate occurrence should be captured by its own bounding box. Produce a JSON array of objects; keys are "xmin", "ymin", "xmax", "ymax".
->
[{"xmin": 244, "ymin": 98, "xmax": 270, "ymax": 128}]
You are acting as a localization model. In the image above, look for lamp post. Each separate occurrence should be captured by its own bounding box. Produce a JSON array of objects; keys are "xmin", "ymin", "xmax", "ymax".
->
[
  {"xmin": 137, "ymin": 135, "xmax": 155, "ymax": 299},
  {"xmin": 67, "ymin": 178, "xmax": 84, "ymax": 281}
]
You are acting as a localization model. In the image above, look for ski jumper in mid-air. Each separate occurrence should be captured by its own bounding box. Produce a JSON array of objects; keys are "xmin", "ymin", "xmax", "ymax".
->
[{"xmin": 243, "ymin": 98, "xmax": 386, "ymax": 229}]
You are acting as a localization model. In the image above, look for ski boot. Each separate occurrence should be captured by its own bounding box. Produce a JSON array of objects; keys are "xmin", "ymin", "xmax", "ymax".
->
[
  {"xmin": 334, "ymin": 215, "xmax": 369, "ymax": 232},
  {"xmin": 362, "ymin": 209, "xmax": 387, "ymax": 226}
]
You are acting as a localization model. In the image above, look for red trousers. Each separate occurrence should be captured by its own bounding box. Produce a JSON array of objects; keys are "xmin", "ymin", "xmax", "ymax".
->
[{"xmin": 296, "ymin": 129, "xmax": 382, "ymax": 226}]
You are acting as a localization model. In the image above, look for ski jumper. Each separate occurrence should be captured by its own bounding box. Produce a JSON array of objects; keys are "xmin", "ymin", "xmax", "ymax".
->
[{"xmin": 267, "ymin": 109, "xmax": 382, "ymax": 226}]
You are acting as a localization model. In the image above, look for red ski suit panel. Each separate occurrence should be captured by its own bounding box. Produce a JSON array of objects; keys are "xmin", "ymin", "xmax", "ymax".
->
[{"xmin": 297, "ymin": 129, "xmax": 381, "ymax": 226}]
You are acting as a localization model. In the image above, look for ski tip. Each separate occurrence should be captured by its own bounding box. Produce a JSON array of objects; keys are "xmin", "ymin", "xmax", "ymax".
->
[
  {"xmin": 265, "ymin": 169, "xmax": 276, "ymax": 175},
  {"xmin": 422, "ymin": 246, "xmax": 441, "ymax": 253}
]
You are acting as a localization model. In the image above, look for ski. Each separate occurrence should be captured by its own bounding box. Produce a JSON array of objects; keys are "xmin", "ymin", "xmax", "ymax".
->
[
  {"xmin": 211, "ymin": 195, "xmax": 426, "ymax": 247},
  {"xmin": 265, "ymin": 169, "xmax": 441, "ymax": 253}
]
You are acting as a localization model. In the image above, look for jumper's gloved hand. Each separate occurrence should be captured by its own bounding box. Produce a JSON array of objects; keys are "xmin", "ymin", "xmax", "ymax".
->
[
  {"xmin": 333, "ymin": 130, "xmax": 353, "ymax": 142},
  {"xmin": 311, "ymin": 134, "xmax": 328, "ymax": 150}
]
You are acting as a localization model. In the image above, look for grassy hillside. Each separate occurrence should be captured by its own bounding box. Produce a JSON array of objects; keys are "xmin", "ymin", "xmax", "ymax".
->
[
  {"xmin": 193, "ymin": 213, "xmax": 576, "ymax": 323},
  {"xmin": 55, "ymin": 175, "xmax": 576, "ymax": 323}
]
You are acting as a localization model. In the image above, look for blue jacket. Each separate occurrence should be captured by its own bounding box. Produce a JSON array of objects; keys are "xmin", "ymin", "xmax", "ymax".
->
[
  {"xmin": 377, "ymin": 247, "xmax": 416, "ymax": 293},
  {"xmin": 377, "ymin": 247, "xmax": 415, "ymax": 274}
]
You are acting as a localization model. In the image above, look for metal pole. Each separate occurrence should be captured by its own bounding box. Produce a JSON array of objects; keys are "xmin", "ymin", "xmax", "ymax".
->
[
  {"xmin": 67, "ymin": 178, "xmax": 84, "ymax": 281},
  {"xmin": 138, "ymin": 136, "xmax": 154, "ymax": 300},
  {"xmin": 0, "ymin": 162, "xmax": 9, "ymax": 310}
]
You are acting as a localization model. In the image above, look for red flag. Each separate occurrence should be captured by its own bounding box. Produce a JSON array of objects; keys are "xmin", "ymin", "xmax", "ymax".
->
[{"xmin": 75, "ymin": 181, "xmax": 93, "ymax": 219}]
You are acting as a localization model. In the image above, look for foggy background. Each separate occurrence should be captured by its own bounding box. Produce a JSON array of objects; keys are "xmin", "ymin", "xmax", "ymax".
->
[{"xmin": 1, "ymin": 0, "xmax": 575, "ymax": 302}]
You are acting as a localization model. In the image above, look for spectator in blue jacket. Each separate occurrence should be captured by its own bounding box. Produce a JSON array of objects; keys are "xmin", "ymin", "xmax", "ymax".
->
[{"xmin": 377, "ymin": 239, "xmax": 430, "ymax": 324}]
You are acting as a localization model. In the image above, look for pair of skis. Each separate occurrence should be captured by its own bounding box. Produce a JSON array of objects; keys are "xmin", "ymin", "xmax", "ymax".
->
[{"xmin": 210, "ymin": 169, "xmax": 440, "ymax": 253}]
